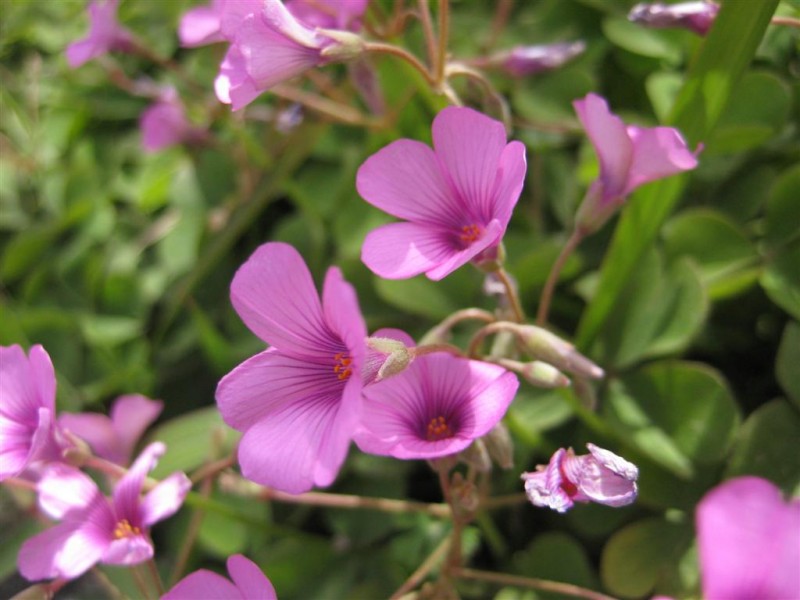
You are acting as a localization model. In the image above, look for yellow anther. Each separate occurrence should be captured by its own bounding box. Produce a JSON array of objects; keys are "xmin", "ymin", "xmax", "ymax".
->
[
  {"xmin": 459, "ymin": 224, "xmax": 482, "ymax": 244},
  {"xmin": 333, "ymin": 353, "xmax": 353, "ymax": 381},
  {"xmin": 113, "ymin": 519, "xmax": 141, "ymax": 539},
  {"xmin": 426, "ymin": 415, "xmax": 453, "ymax": 441}
]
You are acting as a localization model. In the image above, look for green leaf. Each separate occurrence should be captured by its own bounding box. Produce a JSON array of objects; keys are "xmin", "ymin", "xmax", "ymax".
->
[
  {"xmin": 776, "ymin": 322, "xmax": 800, "ymax": 408},
  {"xmin": 726, "ymin": 399, "xmax": 800, "ymax": 493},
  {"xmin": 604, "ymin": 361, "xmax": 741, "ymax": 477},
  {"xmin": 374, "ymin": 269, "xmax": 480, "ymax": 320},
  {"xmin": 765, "ymin": 164, "xmax": 800, "ymax": 248},
  {"xmin": 601, "ymin": 518, "xmax": 693, "ymax": 599},
  {"xmin": 761, "ymin": 243, "xmax": 800, "ymax": 320},
  {"xmin": 79, "ymin": 314, "xmax": 141, "ymax": 348},
  {"xmin": 603, "ymin": 17, "xmax": 683, "ymax": 63},
  {"xmin": 512, "ymin": 532, "xmax": 600, "ymax": 596},
  {"xmin": 197, "ymin": 493, "xmax": 256, "ymax": 558},
  {"xmin": 577, "ymin": 0, "xmax": 780, "ymax": 350}
]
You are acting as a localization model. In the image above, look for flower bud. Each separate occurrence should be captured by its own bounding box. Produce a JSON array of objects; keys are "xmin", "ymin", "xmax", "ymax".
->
[
  {"xmin": 493, "ymin": 357, "xmax": 571, "ymax": 388},
  {"xmin": 363, "ymin": 336, "xmax": 413, "ymax": 383},
  {"xmin": 518, "ymin": 325, "xmax": 604, "ymax": 380},
  {"xmin": 497, "ymin": 41, "xmax": 586, "ymax": 77},
  {"xmin": 628, "ymin": 1, "xmax": 719, "ymax": 36},
  {"xmin": 318, "ymin": 29, "xmax": 366, "ymax": 61},
  {"xmin": 458, "ymin": 439, "xmax": 492, "ymax": 473},
  {"xmin": 483, "ymin": 422, "xmax": 515, "ymax": 469}
]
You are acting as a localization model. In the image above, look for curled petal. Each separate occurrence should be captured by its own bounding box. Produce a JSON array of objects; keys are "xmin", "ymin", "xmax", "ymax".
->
[{"xmin": 102, "ymin": 534, "xmax": 153, "ymax": 566}]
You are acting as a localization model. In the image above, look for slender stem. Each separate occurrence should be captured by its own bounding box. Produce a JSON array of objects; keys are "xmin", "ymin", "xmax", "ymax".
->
[
  {"xmin": 90, "ymin": 569, "xmax": 125, "ymax": 600},
  {"xmin": 389, "ymin": 536, "xmax": 451, "ymax": 599},
  {"xmin": 271, "ymin": 83, "xmax": 378, "ymax": 127},
  {"xmin": 85, "ymin": 456, "xmax": 127, "ymax": 479},
  {"xmin": 261, "ymin": 488, "xmax": 451, "ymax": 518},
  {"xmin": 363, "ymin": 41, "xmax": 436, "ymax": 84},
  {"xmin": 170, "ymin": 475, "xmax": 213, "ymax": 587},
  {"xmin": 131, "ymin": 564, "xmax": 154, "ymax": 600},
  {"xmin": 771, "ymin": 15, "xmax": 800, "ymax": 27},
  {"xmin": 412, "ymin": 343, "xmax": 465, "ymax": 358},
  {"xmin": 146, "ymin": 559, "xmax": 165, "ymax": 596},
  {"xmin": 453, "ymin": 568, "xmax": 618, "ymax": 600},
  {"xmin": 536, "ymin": 228, "xmax": 584, "ymax": 326},
  {"xmin": 417, "ymin": 0, "xmax": 438, "ymax": 69},
  {"xmin": 484, "ymin": 0, "xmax": 515, "ymax": 52},
  {"xmin": 3, "ymin": 477, "xmax": 37, "ymax": 492},
  {"xmin": 436, "ymin": 0, "xmax": 450, "ymax": 83},
  {"xmin": 466, "ymin": 321, "xmax": 517, "ymax": 358},
  {"xmin": 445, "ymin": 63, "xmax": 511, "ymax": 130},
  {"xmin": 189, "ymin": 454, "xmax": 236, "ymax": 485},
  {"xmin": 495, "ymin": 268, "xmax": 525, "ymax": 323}
]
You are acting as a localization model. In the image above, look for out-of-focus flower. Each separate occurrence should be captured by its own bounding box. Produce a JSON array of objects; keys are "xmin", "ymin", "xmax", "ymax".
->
[
  {"xmin": 357, "ymin": 107, "xmax": 527, "ymax": 280},
  {"xmin": 164, "ymin": 554, "xmax": 277, "ymax": 600},
  {"xmin": 59, "ymin": 394, "xmax": 163, "ymax": 465},
  {"xmin": 0, "ymin": 345, "xmax": 66, "ymax": 481},
  {"xmin": 573, "ymin": 93, "xmax": 698, "ymax": 234},
  {"xmin": 18, "ymin": 442, "xmax": 190, "ymax": 581},
  {"xmin": 214, "ymin": 0, "xmax": 364, "ymax": 110},
  {"xmin": 522, "ymin": 444, "xmax": 638, "ymax": 513},
  {"xmin": 355, "ymin": 353, "xmax": 519, "ymax": 460},
  {"xmin": 138, "ymin": 89, "xmax": 207, "ymax": 153},
  {"xmin": 216, "ymin": 242, "xmax": 367, "ymax": 494},
  {"xmin": 178, "ymin": 0, "xmax": 262, "ymax": 47},
  {"xmin": 489, "ymin": 41, "xmax": 586, "ymax": 77},
  {"xmin": 66, "ymin": 0, "xmax": 134, "ymax": 68},
  {"xmin": 696, "ymin": 476, "xmax": 800, "ymax": 599},
  {"xmin": 628, "ymin": 1, "xmax": 719, "ymax": 36},
  {"xmin": 286, "ymin": 0, "xmax": 368, "ymax": 30}
]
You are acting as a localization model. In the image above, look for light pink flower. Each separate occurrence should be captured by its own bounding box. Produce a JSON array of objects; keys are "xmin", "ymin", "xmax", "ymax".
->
[
  {"xmin": 573, "ymin": 93, "xmax": 698, "ymax": 233},
  {"xmin": 66, "ymin": 0, "xmax": 134, "ymax": 68},
  {"xmin": 178, "ymin": 0, "xmax": 262, "ymax": 47},
  {"xmin": 522, "ymin": 444, "xmax": 638, "ymax": 513},
  {"xmin": 164, "ymin": 554, "xmax": 277, "ymax": 600},
  {"xmin": 357, "ymin": 107, "xmax": 527, "ymax": 280},
  {"xmin": 214, "ymin": 0, "xmax": 358, "ymax": 110},
  {"xmin": 0, "ymin": 345, "xmax": 66, "ymax": 481},
  {"xmin": 495, "ymin": 41, "xmax": 586, "ymax": 77},
  {"xmin": 216, "ymin": 242, "xmax": 367, "ymax": 494},
  {"xmin": 696, "ymin": 476, "xmax": 800, "ymax": 599},
  {"xmin": 286, "ymin": 0, "xmax": 368, "ymax": 30},
  {"xmin": 355, "ymin": 353, "xmax": 519, "ymax": 460},
  {"xmin": 628, "ymin": 2, "xmax": 719, "ymax": 36},
  {"xmin": 59, "ymin": 394, "xmax": 163, "ymax": 466},
  {"xmin": 18, "ymin": 442, "xmax": 190, "ymax": 581},
  {"xmin": 138, "ymin": 90, "xmax": 206, "ymax": 153}
]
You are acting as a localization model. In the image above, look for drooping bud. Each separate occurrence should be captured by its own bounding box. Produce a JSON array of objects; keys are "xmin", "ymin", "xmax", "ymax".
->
[
  {"xmin": 483, "ymin": 422, "xmax": 515, "ymax": 469},
  {"xmin": 518, "ymin": 325, "xmax": 604, "ymax": 379},
  {"xmin": 491, "ymin": 357, "xmax": 571, "ymax": 389},
  {"xmin": 450, "ymin": 472, "xmax": 480, "ymax": 517}
]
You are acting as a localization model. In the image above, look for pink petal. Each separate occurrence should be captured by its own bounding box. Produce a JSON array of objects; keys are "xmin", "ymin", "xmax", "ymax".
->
[
  {"xmin": 219, "ymin": 0, "xmax": 264, "ymax": 38},
  {"xmin": 66, "ymin": 39, "xmax": 100, "ymax": 68},
  {"xmin": 361, "ymin": 222, "xmax": 457, "ymax": 280},
  {"xmin": 164, "ymin": 569, "xmax": 243, "ymax": 600},
  {"xmin": 624, "ymin": 125, "xmax": 698, "ymax": 195},
  {"xmin": 321, "ymin": 267, "xmax": 367, "ymax": 363},
  {"xmin": 491, "ymin": 141, "xmax": 528, "ymax": 226},
  {"xmin": 573, "ymin": 93, "xmax": 633, "ymax": 200},
  {"xmin": 262, "ymin": 0, "xmax": 323, "ymax": 47},
  {"xmin": 230, "ymin": 242, "xmax": 328, "ymax": 354},
  {"xmin": 356, "ymin": 139, "xmax": 462, "ymax": 226},
  {"xmin": 215, "ymin": 44, "xmax": 262, "ymax": 109},
  {"xmin": 0, "ymin": 344, "xmax": 55, "ymax": 422},
  {"xmin": 37, "ymin": 464, "xmax": 102, "ymax": 519},
  {"xmin": 102, "ymin": 534, "xmax": 153, "ymax": 566},
  {"xmin": 58, "ymin": 412, "xmax": 117, "ymax": 464},
  {"xmin": 140, "ymin": 101, "xmax": 190, "ymax": 153},
  {"xmin": 140, "ymin": 471, "xmax": 191, "ymax": 527},
  {"xmin": 0, "ymin": 415, "xmax": 31, "ymax": 479},
  {"xmin": 698, "ymin": 476, "xmax": 800, "ymax": 600},
  {"xmin": 227, "ymin": 554, "xmax": 277, "ymax": 599},
  {"xmin": 424, "ymin": 219, "xmax": 504, "ymax": 281},
  {"xmin": 112, "ymin": 442, "xmax": 165, "ymax": 524},
  {"xmin": 18, "ymin": 521, "xmax": 105, "ymax": 581},
  {"xmin": 110, "ymin": 394, "xmax": 163, "ymax": 465},
  {"xmin": 179, "ymin": 5, "xmax": 224, "ymax": 47},
  {"xmin": 432, "ymin": 106, "xmax": 509, "ymax": 221}
]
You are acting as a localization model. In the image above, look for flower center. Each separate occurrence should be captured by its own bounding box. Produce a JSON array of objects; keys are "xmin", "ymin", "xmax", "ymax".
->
[
  {"xmin": 425, "ymin": 415, "xmax": 454, "ymax": 441},
  {"xmin": 333, "ymin": 352, "xmax": 353, "ymax": 380},
  {"xmin": 113, "ymin": 519, "xmax": 141, "ymax": 540},
  {"xmin": 558, "ymin": 462, "xmax": 579, "ymax": 498},
  {"xmin": 459, "ymin": 224, "xmax": 482, "ymax": 244}
]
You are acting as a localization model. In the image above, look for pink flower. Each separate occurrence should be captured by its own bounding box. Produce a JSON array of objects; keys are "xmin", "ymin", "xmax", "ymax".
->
[
  {"xmin": 495, "ymin": 41, "xmax": 586, "ymax": 77},
  {"xmin": 138, "ymin": 90, "xmax": 205, "ymax": 153},
  {"xmin": 0, "ymin": 345, "xmax": 66, "ymax": 481},
  {"xmin": 59, "ymin": 394, "xmax": 163, "ymax": 465},
  {"xmin": 18, "ymin": 442, "xmax": 190, "ymax": 581},
  {"xmin": 178, "ymin": 0, "xmax": 262, "ymax": 47},
  {"xmin": 628, "ymin": 2, "xmax": 719, "ymax": 36},
  {"xmin": 286, "ymin": 0, "xmax": 368, "ymax": 30},
  {"xmin": 354, "ymin": 353, "xmax": 519, "ymax": 460},
  {"xmin": 214, "ymin": 0, "xmax": 361, "ymax": 110},
  {"xmin": 521, "ymin": 444, "xmax": 638, "ymax": 513},
  {"xmin": 573, "ymin": 93, "xmax": 698, "ymax": 233},
  {"xmin": 164, "ymin": 554, "xmax": 277, "ymax": 600},
  {"xmin": 216, "ymin": 242, "xmax": 367, "ymax": 494},
  {"xmin": 66, "ymin": 0, "xmax": 134, "ymax": 68},
  {"xmin": 696, "ymin": 476, "xmax": 800, "ymax": 599},
  {"xmin": 357, "ymin": 107, "xmax": 527, "ymax": 280}
]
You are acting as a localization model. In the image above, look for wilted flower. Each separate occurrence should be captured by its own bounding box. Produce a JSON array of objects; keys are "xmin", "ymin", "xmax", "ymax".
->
[
  {"xmin": 164, "ymin": 554, "xmax": 277, "ymax": 600},
  {"xmin": 493, "ymin": 41, "xmax": 586, "ymax": 77},
  {"xmin": 696, "ymin": 476, "xmax": 800, "ymax": 599},
  {"xmin": 216, "ymin": 242, "xmax": 367, "ymax": 494},
  {"xmin": 66, "ymin": 0, "xmax": 134, "ymax": 68},
  {"xmin": 18, "ymin": 443, "xmax": 190, "ymax": 581},
  {"xmin": 138, "ymin": 89, "xmax": 206, "ymax": 153},
  {"xmin": 522, "ymin": 444, "xmax": 638, "ymax": 512},
  {"xmin": 355, "ymin": 353, "xmax": 519, "ymax": 460},
  {"xmin": 0, "ymin": 345, "xmax": 67, "ymax": 481},
  {"xmin": 59, "ymin": 394, "xmax": 163, "ymax": 466},
  {"xmin": 357, "ymin": 107, "xmax": 527, "ymax": 280},
  {"xmin": 629, "ymin": 2, "xmax": 719, "ymax": 36},
  {"xmin": 573, "ymin": 93, "xmax": 698, "ymax": 234}
]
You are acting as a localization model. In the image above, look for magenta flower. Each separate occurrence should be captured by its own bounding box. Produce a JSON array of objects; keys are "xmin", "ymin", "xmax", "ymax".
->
[
  {"xmin": 357, "ymin": 107, "xmax": 527, "ymax": 280},
  {"xmin": 696, "ymin": 476, "xmax": 800, "ymax": 599},
  {"xmin": 214, "ymin": 0, "xmax": 361, "ymax": 110},
  {"xmin": 573, "ymin": 93, "xmax": 698, "ymax": 233},
  {"xmin": 66, "ymin": 0, "xmax": 134, "ymax": 68},
  {"xmin": 18, "ymin": 442, "xmax": 190, "ymax": 581},
  {"xmin": 354, "ymin": 353, "xmax": 519, "ymax": 460},
  {"xmin": 495, "ymin": 41, "xmax": 586, "ymax": 77},
  {"xmin": 0, "ymin": 345, "xmax": 66, "ymax": 481},
  {"xmin": 522, "ymin": 444, "xmax": 638, "ymax": 513},
  {"xmin": 164, "ymin": 554, "xmax": 277, "ymax": 600},
  {"xmin": 629, "ymin": 2, "xmax": 719, "ymax": 36},
  {"xmin": 59, "ymin": 394, "xmax": 163, "ymax": 465},
  {"xmin": 216, "ymin": 242, "xmax": 367, "ymax": 494},
  {"xmin": 138, "ymin": 90, "xmax": 206, "ymax": 153}
]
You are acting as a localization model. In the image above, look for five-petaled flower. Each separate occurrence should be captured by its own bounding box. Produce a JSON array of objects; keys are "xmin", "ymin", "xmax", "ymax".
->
[
  {"xmin": 66, "ymin": 0, "xmax": 134, "ymax": 68},
  {"xmin": 355, "ymin": 353, "xmax": 519, "ymax": 460},
  {"xmin": 0, "ymin": 345, "xmax": 67, "ymax": 481},
  {"xmin": 216, "ymin": 242, "xmax": 367, "ymax": 494},
  {"xmin": 573, "ymin": 92, "xmax": 698, "ymax": 234},
  {"xmin": 357, "ymin": 106, "xmax": 527, "ymax": 280},
  {"xmin": 164, "ymin": 554, "xmax": 277, "ymax": 600},
  {"xmin": 18, "ymin": 442, "xmax": 190, "ymax": 581},
  {"xmin": 522, "ymin": 443, "xmax": 638, "ymax": 513}
]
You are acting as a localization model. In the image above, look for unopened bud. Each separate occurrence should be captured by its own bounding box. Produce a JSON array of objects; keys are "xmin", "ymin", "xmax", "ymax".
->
[
  {"xmin": 483, "ymin": 422, "xmax": 515, "ymax": 469},
  {"xmin": 494, "ymin": 357, "xmax": 571, "ymax": 388},
  {"xmin": 450, "ymin": 472, "xmax": 480, "ymax": 516},
  {"xmin": 318, "ymin": 29, "xmax": 366, "ymax": 60},
  {"xmin": 458, "ymin": 439, "xmax": 492, "ymax": 473},
  {"xmin": 364, "ymin": 336, "xmax": 413, "ymax": 383},
  {"xmin": 498, "ymin": 41, "xmax": 586, "ymax": 77},
  {"xmin": 519, "ymin": 325, "xmax": 604, "ymax": 380},
  {"xmin": 628, "ymin": 1, "xmax": 719, "ymax": 36}
]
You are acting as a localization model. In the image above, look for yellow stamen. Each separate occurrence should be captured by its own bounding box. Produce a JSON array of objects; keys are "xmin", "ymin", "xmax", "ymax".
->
[
  {"xmin": 333, "ymin": 352, "xmax": 353, "ymax": 380},
  {"xmin": 459, "ymin": 224, "xmax": 482, "ymax": 244},
  {"xmin": 426, "ymin": 415, "xmax": 453, "ymax": 441},
  {"xmin": 113, "ymin": 519, "xmax": 141, "ymax": 539}
]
